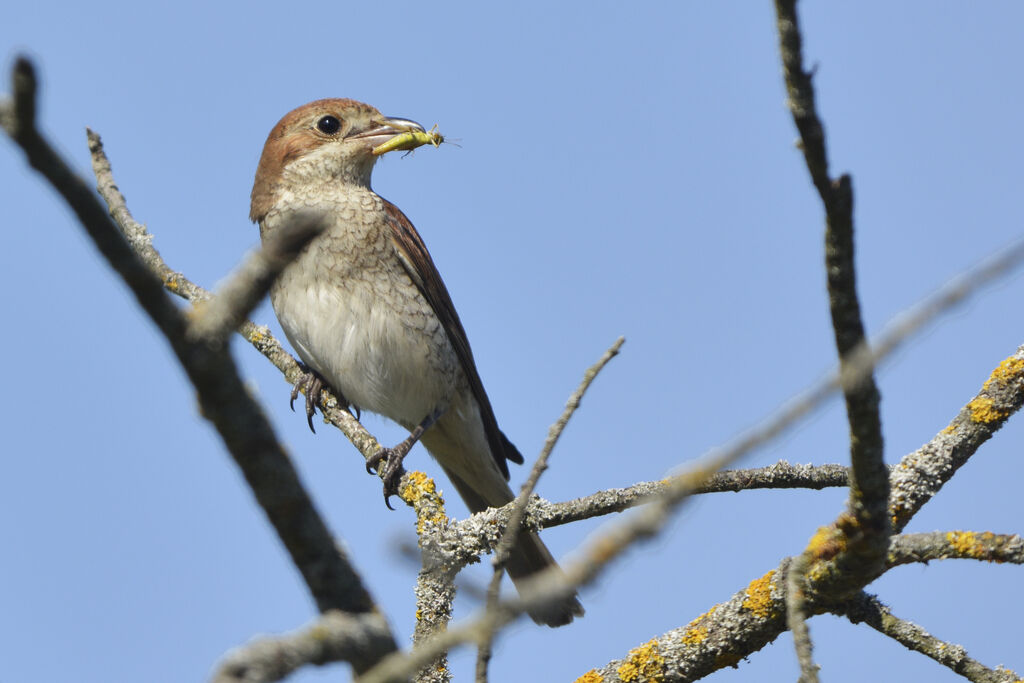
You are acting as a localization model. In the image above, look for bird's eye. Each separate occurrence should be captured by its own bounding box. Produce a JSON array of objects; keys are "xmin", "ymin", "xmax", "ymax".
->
[{"xmin": 316, "ymin": 115, "xmax": 342, "ymax": 135}]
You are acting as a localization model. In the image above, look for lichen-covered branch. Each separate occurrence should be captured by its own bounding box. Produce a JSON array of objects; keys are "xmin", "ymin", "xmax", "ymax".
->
[
  {"xmin": 577, "ymin": 565, "xmax": 793, "ymax": 683},
  {"xmin": 402, "ymin": 473, "xmax": 455, "ymax": 682},
  {"xmin": 840, "ymin": 593, "xmax": 1021, "ymax": 683},
  {"xmin": 530, "ymin": 461, "xmax": 855, "ymax": 529},
  {"xmin": 890, "ymin": 347, "xmax": 1024, "ymax": 531},
  {"xmin": 888, "ymin": 531, "xmax": 1024, "ymax": 567}
]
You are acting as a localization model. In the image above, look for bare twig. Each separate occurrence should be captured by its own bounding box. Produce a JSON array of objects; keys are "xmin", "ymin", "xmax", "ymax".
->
[
  {"xmin": 840, "ymin": 593, "xmax": 1021, "ymax": 683},
  {"xmin": 776, "ymin": 0, "xmax": 889, "ymax": 629},
  {"xmin": 475, "ymin": 337, "xmax": 623, "ymax": 681},
  {"xmin": 212, "ymin": 611, "xmax": 394, "ymax": 683},
  {"xmin": 786, "ymin": 556, "xmax": 819, "ymax": 683},
  {"xmin": 2, "ymin": 57, "xmax": 396, "ymax": 672},
  {"xmin": 529, "ymin": 462, "xmax": 856, "ymax": 528}
]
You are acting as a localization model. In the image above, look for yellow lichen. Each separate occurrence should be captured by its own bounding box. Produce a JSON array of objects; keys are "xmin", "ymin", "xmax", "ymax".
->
[
  {"xmin": 401, "ymin": 470, "xmax": 435, "ymax": 501},
  {"xmin": 946, "ymin": 530, "xmax": 997, "ymax": 560},
  {"xmin": 680, "ymin": 605, "xmax": 717, "ymax": 645},
  {"xmin": 982, "ymin": 356, "xmax": 1024, "ymax": 390},
  {"xmin": 741, "ymin": 571, "xmax": 777, "ymax": 619},
  {"xmin": 616, "ymin": 639, "xmax": 665, "ymax": 682},
  {"xmin": 941, "ymin": 423, "xmax": 956, "ymax": 435},
  {"xmin": 574, "ymin": 671, "xmax": 604, "ymax": 683},
  {"xmin": 400, "ymin": 471, "xmax": 447, "ymax": 533},
  {"xmin": 967, "ymin": 397, "xmax": 1005, "ymax": 423},
  {"xmin": 681, "ymin": 624, "xmax": 709, "ymax": 645}
]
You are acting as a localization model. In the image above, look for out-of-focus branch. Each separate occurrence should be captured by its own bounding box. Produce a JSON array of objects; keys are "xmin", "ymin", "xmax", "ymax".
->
[
  {"xmin": 888, "ymin": 532, "xmax": 1024, "ymax": 567},
  {"xmin": 841, "ymin": 593, "xmax": 1021, "ymax": 683},
  {"xmin": 212, "ymin": 612, "xmax": 394, "ymax": 683},
  {"xmin": 187, "ymin": 211, "xmax": 327, "ymax": 345},
  {"xmin": 2, "ymin": 57, "xmax": 396, "ymax": 672}
]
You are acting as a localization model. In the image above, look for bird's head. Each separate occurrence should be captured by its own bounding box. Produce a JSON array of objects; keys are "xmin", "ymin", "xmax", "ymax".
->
[{"xmin": 250, "ymin": 98, "xmax": 426, "ymax": 223}]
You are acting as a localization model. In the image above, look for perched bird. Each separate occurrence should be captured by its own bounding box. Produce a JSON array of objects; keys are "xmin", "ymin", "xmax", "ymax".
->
[{"xmin": 250, "ymin": 99, "xmax": 583, "ymax": 626}]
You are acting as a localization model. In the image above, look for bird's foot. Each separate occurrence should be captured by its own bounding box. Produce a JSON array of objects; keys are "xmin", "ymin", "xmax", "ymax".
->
[
  {"xmin": 365, "ymin": 441, "xmax": 415, "ymax": 510},
  {"xmin": 289, "ymin": 366, "xmax": 359, "ymax": 433}
]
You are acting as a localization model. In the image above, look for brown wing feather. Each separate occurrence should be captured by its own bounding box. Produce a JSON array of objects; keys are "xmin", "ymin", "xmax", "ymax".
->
[{"xmin": 381, "ymin": 199, "xmax": 523, "ymax": 477}]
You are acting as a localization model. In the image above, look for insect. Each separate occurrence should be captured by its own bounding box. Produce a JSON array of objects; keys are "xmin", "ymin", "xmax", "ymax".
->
[{"xmin": 372, "ymin": 124, "xmax": 445, "ymax": 156}]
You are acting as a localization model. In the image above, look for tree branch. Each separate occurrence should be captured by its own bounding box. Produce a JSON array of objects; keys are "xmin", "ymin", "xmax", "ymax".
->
[
  {"xmin": 840, "ymin": 593, "xmax": 1021, "ymax": 683},
  {"xmin": 888, "ymin": 532, "xmax": 1024, "ymax": 567},
  {"xmin": 890, "ymin": 345, "xmax": 1024, "ymax": 531},
  {"xmin": 776, "ymin": 0, "xmax": 889, "ymax": 618},
  {"xmin": 187, "ymin": 210, "xmax": 327, "ymax": 346},
  {"xmin": 1, "ymin": 57, "xmax": 396, "ymax": 672},
  {"xmin": 530, "ymin": 462, "xmax": 855, "ymax": 528}
]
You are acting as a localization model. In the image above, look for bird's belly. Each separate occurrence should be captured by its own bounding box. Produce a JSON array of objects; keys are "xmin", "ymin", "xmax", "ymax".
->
[{"xmin": 273, "ymin": 274, "xmax": 458, "ymax": 427}]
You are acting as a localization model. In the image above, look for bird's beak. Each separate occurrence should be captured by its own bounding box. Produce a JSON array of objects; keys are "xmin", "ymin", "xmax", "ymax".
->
[{"xmin": 348, "ymin": 117, "xmax": 444, "ymax": 156}]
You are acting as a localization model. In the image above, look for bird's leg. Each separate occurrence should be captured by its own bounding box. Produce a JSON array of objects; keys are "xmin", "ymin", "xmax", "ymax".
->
[
  {"xmin": 367, "ymin": 406, "xmax": 445, "ymax": 509},
  {"xmin": 289, "ymin": 364, "xmax": 359, "ymax": 433}
]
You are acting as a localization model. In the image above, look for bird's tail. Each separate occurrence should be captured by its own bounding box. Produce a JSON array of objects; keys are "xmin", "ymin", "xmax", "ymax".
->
[
  {"xmin": 505, "ymin": 529, "xmax": 585, "ymax": 627},
  {"xmin": 441, "ymin": 465, "xmax": 584, "ymax": 627}
]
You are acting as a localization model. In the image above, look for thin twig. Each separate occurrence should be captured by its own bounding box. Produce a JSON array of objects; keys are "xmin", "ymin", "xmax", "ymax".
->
[
  {"xmin": 776, "ymin": 12, "xmax": 888, "ymax": 669},
  {"xmin": 530, "ymin": 462, "xmax": 856, "ymax": 528},
  {"xmin": 786, "ymin": 555, "xmax": 819, "ymax": 683},
  {"xmin": 841, "ymin": 593, "xmax": 1021, "ymax": 683},
  {"xmin": 474, "ymin": 337, "xmax": 623, "ymax": 681}
]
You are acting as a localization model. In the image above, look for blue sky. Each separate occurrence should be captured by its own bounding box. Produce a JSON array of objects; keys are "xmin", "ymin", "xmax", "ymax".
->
[{"xmin": 2, "ymin": 2, "xmax": 1023, "ymax": 682}]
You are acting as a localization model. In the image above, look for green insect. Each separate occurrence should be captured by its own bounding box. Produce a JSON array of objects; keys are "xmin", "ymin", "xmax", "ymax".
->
[{"xmin": 373, "ymin": 124, "xmax": 445, "ymax": 156}]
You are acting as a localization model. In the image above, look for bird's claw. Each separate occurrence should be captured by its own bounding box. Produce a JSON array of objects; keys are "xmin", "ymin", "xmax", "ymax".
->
[
  {"xmin": 290, "ymin": 370, "xmax": 324, "ymax": 433},
  {"xmin": 289, "ymin": 367, "xmax": 360, "ymax": 432},
  {"xmin": 366, "ymin": 446, "xmax": 408, "ymax": 510}
]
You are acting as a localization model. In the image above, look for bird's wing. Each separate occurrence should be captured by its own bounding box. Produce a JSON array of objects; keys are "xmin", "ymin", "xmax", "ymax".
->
[{"xmin": 381, "ymin": 199, "xmax": 523, "ymax": 477}]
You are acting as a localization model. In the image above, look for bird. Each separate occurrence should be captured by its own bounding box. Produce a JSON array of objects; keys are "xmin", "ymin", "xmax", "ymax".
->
[{"xmin": 250, "ymin": 98, "xmax": 583, "ymax": 626}]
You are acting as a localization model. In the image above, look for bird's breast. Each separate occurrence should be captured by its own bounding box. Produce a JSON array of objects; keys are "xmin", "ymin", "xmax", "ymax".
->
[{"xmin": 265, "ymin": 195, "xmax": 460, "ymax": 426}]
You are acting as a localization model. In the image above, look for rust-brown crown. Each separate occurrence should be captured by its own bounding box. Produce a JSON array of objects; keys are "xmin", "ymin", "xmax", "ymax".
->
[{"xmin": 250, "ymin": 98, "xmax": 388, "ymax": 223}]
